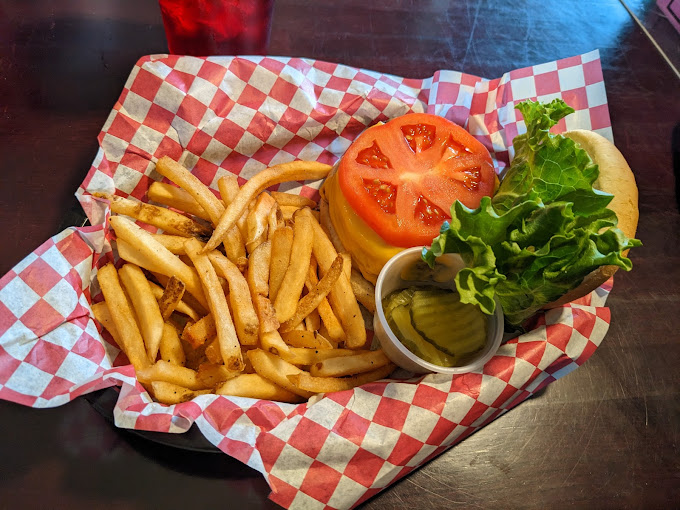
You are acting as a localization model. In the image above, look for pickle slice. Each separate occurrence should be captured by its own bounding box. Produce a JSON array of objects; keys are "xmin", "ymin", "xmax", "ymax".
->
[
  {"xmin": 382, "ymin": 287, "xmax": 415, "ymax": 317},
  {"xmin": 388, "ymin": 304, "xmax": 458, "ymax": 367},
  {"xmin": 409, "ymin": 288, "xmax": 487, "ymax": 357}
]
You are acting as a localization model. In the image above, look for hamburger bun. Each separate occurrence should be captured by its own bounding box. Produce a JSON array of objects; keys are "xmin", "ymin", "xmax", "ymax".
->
[{"xmin": 544, "ymin": 129, "xmax": 639, "ymax": 308}]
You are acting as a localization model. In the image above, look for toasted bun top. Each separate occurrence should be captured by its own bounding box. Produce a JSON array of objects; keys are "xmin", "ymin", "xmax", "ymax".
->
[{"xmin": 545, "ymin": 130, "xmax": 639, "ymax": 308}]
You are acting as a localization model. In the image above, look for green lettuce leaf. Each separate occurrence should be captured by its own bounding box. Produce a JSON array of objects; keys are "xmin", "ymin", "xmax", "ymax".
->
[{"xmin": 423, "ymin": 99, "xmax": 642, "ymax": 326}]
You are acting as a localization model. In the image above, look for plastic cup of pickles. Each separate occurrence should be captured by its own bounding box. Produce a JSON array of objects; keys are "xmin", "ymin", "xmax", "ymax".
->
[{"xmin": 373, "ymin": 247, "xmax": 504, "ymax": 374}]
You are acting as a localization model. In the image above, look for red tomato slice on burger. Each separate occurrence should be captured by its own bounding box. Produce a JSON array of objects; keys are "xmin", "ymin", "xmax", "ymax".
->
[{"xmin": 337, "ymin": 113, "xmax": 496, "ymax": 247}]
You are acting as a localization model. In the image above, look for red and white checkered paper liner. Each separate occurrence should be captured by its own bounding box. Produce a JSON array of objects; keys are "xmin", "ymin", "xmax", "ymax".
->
[{"xmin": 0, "ymin": 50, "xmax": 614, "ymax": 509}]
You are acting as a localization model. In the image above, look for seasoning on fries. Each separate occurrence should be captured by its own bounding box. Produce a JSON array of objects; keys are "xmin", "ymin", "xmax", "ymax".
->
[{"xmin": 93, "ymin": 156, "xmax": 394, "ymax": 405}]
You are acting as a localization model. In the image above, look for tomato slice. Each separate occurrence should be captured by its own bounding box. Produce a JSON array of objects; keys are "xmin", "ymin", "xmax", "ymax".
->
[{"xmin": 337, "ymin": 113, "xmax": 496, "ymax": 247}]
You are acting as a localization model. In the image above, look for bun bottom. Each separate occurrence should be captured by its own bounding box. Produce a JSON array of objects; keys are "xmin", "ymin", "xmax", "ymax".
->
[{"xmin": 543, "ymin": 130, "xmax": 639, "ymax": 309}]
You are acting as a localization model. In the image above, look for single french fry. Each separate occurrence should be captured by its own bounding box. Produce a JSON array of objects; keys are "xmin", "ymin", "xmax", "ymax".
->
[
  {"xmin": 319, "ymin": 197, "xmax": 346, "ymax": 254},
  {"xmin": 339, "ymin": 252, "xmax": 352, "ymax": 281},
  {"xmin": 350, "ymin": 269, "xmax": 376, "ymax": 313},
  {"xmin": 91, "ymin": 301, "xmax": 121, "ymax": 345},
  {"xmin": 208, "ymin": 251, "xmax": 259, "ymax": 346},
  {"xmin": 155, "ymin": 156, "xmax": 225, "ymax": 226},
  {"xmin": 150, "ymin": 272, "xmax": 208, "ymax": 318},
  {"xmin": 118, "ymin": 263, "xmax": 164, "ymax": 363},
  {"xmin": 151, "ymin": 234, "xmax": 192, "ymax": 254},
  {"xmin": 298, "ymin": 208, "xmax": 366, "ymax": 349},
  {"xmin": 96, "ymin": 263, "xmax": 150, "ymax": 372},
  {"xmin": 279, "ymin": 254, "xmax": 343, "ymax": 333},
  {"xmin": 280, "ymin": 330, "xmax": 334, "ymax": 349},
  {"xmin": 278, "ymin": 347, "xmax": 364, "ymax": 366},
  {"xmin": 157, "ymin": 275, "xmax": 186, "ymax": 321},
  {"xmin": 110, "ymin": 216, "xmax": 208, "ymax": 309},
  {"xmin": 216, "ymin": 373, "xmax": 303, "ymax": 403},
  {"xmin": 274, "ymin": 212, "xmax": 314, "ymax": 322},
  {"xmin": 150, "ymin": 381, "xmax": 211, "ymax": 405},
  {"xmin": 246, "ymin": 349, "xmax": 314, "ymax": 398},
  {"xmin": 136, "ymin": 360, "xmax": 206, "ymax": 390},
  {"xmin": 247, "ymin": 240, "xmax": 271, "ymax": 297},
  {"xmin": 204, "ymin": 337, "xmax": 222, "ymax": 364},
  {"xmin": 270, "ymin": 191, "xmax": 318, "ymax": 209},
  {"xmin": 204, "ymin": 161, "xmax": 332, "ymax": 252},
  {"xmin": 147, "ymin": 181, "xmax": 211, "ymax": 222},
  {"xmin": 260, "ymin": 330, "xmax": 291, "ymax": 357},
  {"xmin": 184, "ymin": 238, "xmax": 243, "ymax": 372},
  {"xmin": 217, "ymin": 174, "xmax": 240, "ymax": 206},
  {"xmin": 181, "ymin": 314, "xmax": 216, "ymax": 348},
  {"xmin": 309, "ymin": 349, "xmax": 391, "ymax": 377},
  {"xmin": 159, "ymin": 322, "xmax": 186, "ymax": 366},
  {"xmin": 252, "ymin": 294, "xmax": 280, "ymax": 334},
  {"xmin": 268, "ymin": 226, "xmax": 294, "ymax": 302},
  {"xmin": 245, "ymin": 192, "xmax": 277, "ymax": 253},
  {"xmin": 101, "ymin": 193, "xmax": 211, "ymax": 238},
  {"xmin": 304, "ymin": 309, "xmax": 321, "ymax": 331},
  {"xmin": 197, "ymin": 362, "xmax": 240, "ymax": 388},
  {"xmin": 267, "ymin": 202, "xmax": 283, "ymax": 238},
  {"xmin": 288, "ymin": 363, "xmax": 396, "ymax": 394},
  {"xmin": 280, "ymin": 205, "xmax": 302, "ymax": 221}
]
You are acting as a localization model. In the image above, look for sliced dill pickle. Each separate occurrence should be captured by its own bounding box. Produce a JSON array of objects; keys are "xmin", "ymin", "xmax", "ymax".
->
[
  {"xmin": 382, "ymin": 287, "xmax": 416, "ymax": 317},
  {"xmin": 388, "ymin": 304, "xmax": 458, "ymax": 367},
  {"xmin": 409, "ymin": 288, "xmax": 487, "ymax": 357}
]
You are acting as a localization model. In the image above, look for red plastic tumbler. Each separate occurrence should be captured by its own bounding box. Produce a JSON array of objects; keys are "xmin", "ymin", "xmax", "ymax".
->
[{"xmin": 159, "ymin": 0, "xmax": 274, "ymax": 56}]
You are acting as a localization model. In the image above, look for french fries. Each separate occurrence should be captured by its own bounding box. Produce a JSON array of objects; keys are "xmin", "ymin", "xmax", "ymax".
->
[
  {"xmin": 203, "ymin": 160, "xmax": 332, "ymax": 252},
  {"xmin": 185, "ymin": 238, "xmax": 244, "ymax": 372},
  {"xmin": 93, "ymin": 157, "xmax": 395, "ymax": 407}
]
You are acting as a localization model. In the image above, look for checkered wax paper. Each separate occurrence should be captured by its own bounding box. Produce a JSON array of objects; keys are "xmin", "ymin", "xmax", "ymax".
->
[{"xmin": 0, "ymin": 50, "xmax": 614, "ymax": 509}]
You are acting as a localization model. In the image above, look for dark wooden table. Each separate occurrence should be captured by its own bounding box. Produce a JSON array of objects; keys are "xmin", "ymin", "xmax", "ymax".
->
[{"xmin": 1, "ymin": 1, "xmax": 678, "ymax": 508}]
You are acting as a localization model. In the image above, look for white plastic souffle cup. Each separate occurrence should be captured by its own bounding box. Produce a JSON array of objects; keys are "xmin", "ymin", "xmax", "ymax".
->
[{"xmin": 373, "ymin": 246, "xmax": 504, "ymax": 374}]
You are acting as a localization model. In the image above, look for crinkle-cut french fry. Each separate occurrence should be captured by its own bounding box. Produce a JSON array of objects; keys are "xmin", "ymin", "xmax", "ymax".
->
[
  {"xmin": 319, "ymin": 197, "xmax": 346, "ymax": 254},
  {"xmin": 278, "ymin": 347, "xmax": 365, "ymax": 366},
  {"xmin": 268, "ymin": 226, "xmax": 294, "ymax": 303},
  {"xmin": 247, "ymin": 240, "xmax": 271, "ymax": 297},
  {"xmin": 147, "ymin": 181, "xmax": 211, "ymax": 222},
  {"xmin": 118, "ymin": 263, "xmax": 164, "ymax": 363},
  {"xmin": 274, "ymin": 212, "xmax": 314, "ymax": 322},
  {"xmin": 136, "ymin": 360, "xmax": 206, "ymax": 390},
  {"xmin": 279, "ymin": 254, "xmax": 343, "ymax": 333},
  {"xmin": 184, "ymin": 238, "xmax": 243, "ymax": 372},
  {"xmin": 91, "ymin": 301, "xmax": 121, "ymax": 344},
  {"xmin": 110, "ymin": 216, "xmax": 209, "ymax": 309},
  {"xmin": 203, "ymin": 161, "xmax": 332, "ymax": 252},
  {"xmin": 96, "ymin": 263, "xmax": 150, "ymax": 372},
  {"xmin": 270, "ymin": 191, "xmax": 318, "ymax": 209},
  {"xmin": 150, "ymin": 381, "xmax": 210, "ymax": 405},
  {"xmin": 350, "ymin": 268, "xmax": 376, "ymax": 314},
  {"xmin": 246, "ymin": 349, "xmax": 314, "ymax": 399},
  {"xmin": 297, "ymin": 208, "xmax": 366, "ymax": 348},
  {"xmin": 208, "ymin": 251, "xmax": 259, "ymax": 346},
  {"xmin": 159, "ymin": 322, "xmax": 186, "ymax": 366},
  {"xmin": 309, "ymin": 349, "xmax": 391, "ymax": 377},
  {"xmin": 157, "ymin": 275, "xmax": 186, "ymax": 321},
  {"xmin": 288, "ymin": 363, "xmax": 396, "ymax": 394},
  {"xmin": 155, "ymin": 156, "xmax": 225, "ymax": 226},
  {"xmin": 216, "ymin": 373, "xmax": 303, "ymax": 403},
  {"xmin": 280, "ymin": 330, "xmax": 333, "ymax": 349},
  {"xmin": 245, "ymin": 192, "xmax": 277, "ymax": 253},
  {"xmin": 100, "ymin": 193, "xmax": 211, "ymax": 238}
]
